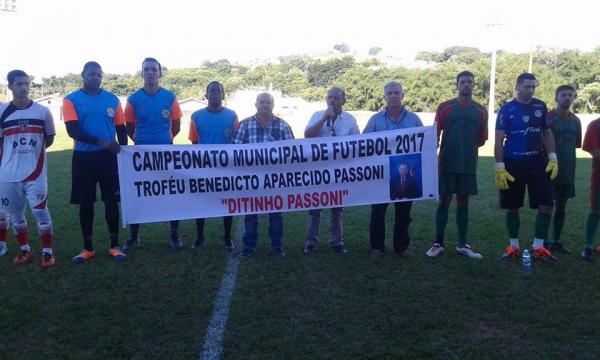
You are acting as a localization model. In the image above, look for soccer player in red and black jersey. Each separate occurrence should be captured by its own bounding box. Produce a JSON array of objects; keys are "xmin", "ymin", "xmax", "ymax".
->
[{"xmin": 425, "ymin": 71, "xmax": 488, "ymax": 259}]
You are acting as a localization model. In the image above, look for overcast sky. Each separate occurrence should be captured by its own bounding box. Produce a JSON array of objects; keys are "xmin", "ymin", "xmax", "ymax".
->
[{"xmin": 1, "ymin": 0, "xmax": 599, "ymax": 79}]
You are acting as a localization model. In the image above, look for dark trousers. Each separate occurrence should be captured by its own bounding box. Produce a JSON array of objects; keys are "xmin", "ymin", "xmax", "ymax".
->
[{"xmin": 369, "ymin": 202, "xmax": 413, "ymax": 253}]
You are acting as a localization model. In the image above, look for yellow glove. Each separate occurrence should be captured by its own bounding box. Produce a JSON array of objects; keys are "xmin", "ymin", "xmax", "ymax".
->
[
  {"xmin": 545, "ymin": 153, "xmax": 558, "ymax": 180},
  {"xmin": 495, "ymin": 163, "xmax": 515, "ymax": 190}
]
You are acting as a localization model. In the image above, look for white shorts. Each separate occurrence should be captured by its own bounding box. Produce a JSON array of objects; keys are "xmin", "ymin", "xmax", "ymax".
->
[{"xmin": 0, "ymin": 179, "xmax": 48, "ymax": 215}]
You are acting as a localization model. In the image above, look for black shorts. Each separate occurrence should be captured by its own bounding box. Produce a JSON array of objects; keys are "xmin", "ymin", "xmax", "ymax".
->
[
  {"xmin": 500, "ymin": 156, "xmax": 553, "ymax": 209},
  {"xmin": 70, "ymin": 150, "xmax": 119, "ymax": 204}
]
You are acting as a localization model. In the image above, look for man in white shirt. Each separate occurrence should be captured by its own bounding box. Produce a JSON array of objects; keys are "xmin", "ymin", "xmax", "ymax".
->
[{"xmin": 303, "ymin": 87, "xmax": 359, "ymax": 255}]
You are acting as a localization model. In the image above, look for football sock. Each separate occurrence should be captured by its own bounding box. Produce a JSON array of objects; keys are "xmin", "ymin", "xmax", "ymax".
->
[
  {"xmin": 506, "ymin": 211, "xmax": 520, "ymax": 239},
  {"xmin": 79, "ymin": 203, "xmax": 94, "ymax": 249},
  {"xmin": 224, "ymin": 216, "xmax": 233, "ymax": 241},
  {"xmin": 456, "ymin": 206, "xmax": 468, "ymax": 248},
  {"xmin": 435, "ymin": 204, "xmax": 449, "ymax": 246},
  {"xmin": 585, "ymin": 213, "xmax": 600, "ymax": 249},
  {"xmin": 552, "ymin": 210, "xmax": 565, "ymax": 243},
  {"xmin": 195, "ymin": 218, "xmax": 205, "ymax": 242},
  {"xmin": 534, "ymin": 211, "xmax": 551, "ymax": 242}
]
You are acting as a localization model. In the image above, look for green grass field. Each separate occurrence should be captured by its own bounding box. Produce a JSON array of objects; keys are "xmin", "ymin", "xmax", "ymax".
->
[{"xmin": 1, "ymin": 127, "xmax": 600, "ymax": 359}]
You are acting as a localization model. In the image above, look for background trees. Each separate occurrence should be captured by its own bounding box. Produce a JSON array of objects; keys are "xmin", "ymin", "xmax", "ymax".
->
[{"xmin": 35, "ymin": 47, "xmax": 600, "ymax": 113}]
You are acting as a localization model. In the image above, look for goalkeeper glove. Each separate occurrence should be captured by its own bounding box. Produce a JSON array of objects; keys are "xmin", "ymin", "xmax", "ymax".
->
[
  {"xmin": 495, "ymin": 162, "xmax": 515, "ymax": 190},
  {"xmin": 545, "ymin": 152, "xmax": 558, "ymax": 180}
]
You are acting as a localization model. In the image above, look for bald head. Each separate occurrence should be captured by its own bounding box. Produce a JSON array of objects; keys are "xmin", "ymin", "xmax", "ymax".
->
[
  {"xmin": 399, "ymin": 164, "xmax": 408, "ymax": 176},
  {"xmin": 255, "ymin": 92, "xmax": 275, "ymax": 118}
]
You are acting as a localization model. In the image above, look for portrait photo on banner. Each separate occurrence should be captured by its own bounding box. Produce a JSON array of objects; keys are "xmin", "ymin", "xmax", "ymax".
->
[{"xmin": 389, "ymin": 154, "xmax": 423, "ymax": 200}]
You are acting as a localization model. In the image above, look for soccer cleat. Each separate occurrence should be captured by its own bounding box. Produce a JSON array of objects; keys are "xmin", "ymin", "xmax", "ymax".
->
[
  {"xmin": 531, "ymin": 246, "xmax": 558, "ymax": 262},
  {"xmin": 581, "ymin": 248, "xmax": 593, "ymax": 262},
  {"xmin": 72, "ymin": 250, "xmax": 96, "ymax": 264},
  {"xmin": 0, "ymin": 243, "xmax": 7, "ymax": 256},
  {"xmin": 549, "ymin": 242, "xmax": 572, "ymax": 254},
  {"xmin": 456, "ymin": 245, "xmax": 483, "ymax": 259},
  {"xmin": 331, "ymin": 243, "xmax": 348, "ymax": 254},
  {"xmin": 396, "ymin": 250, "xmax": 415, "ymax": 258},
  {"xmin": 41, "ymin": 253, "xmax": 56, "ymax": 268},
  {"xmin": 303, "ymin": 243, "xmax": 318, "ymax": 255},
  {"xmin": 191, "ymin": 240, "xmax": 206, "ymax": 250},
  {"xmin": 370, "ymin": 249, "xmax": 383, "ymax": 258},
  {"xmin": 238, "ymin": 247, "xmax": 256, "ymax": 258},
  {"xmin": 121, "ymin": 237, "xmax": 140, "ymax": 251},
  {"xmin": 223, "ymin": 239, "xmax": 235, "ymax": 252},
  {"xmin": 108, "ymin": 248, "xmax": 127, "ymax": 261},
  {"xmin": 501, "ymin": 246, "xmax": 521, "ymax": 261},
  {"xmin": 425, "ymin": 243, "xmax": 445, "ymax": 258},
  {"xmin": 170, "ymin": 236, "xmax": 183, "ymax": 250},
  {"xmin": 13, "ymin": 250, "xmax": 32, "ymax": 265},
  {"xmin": 273, "ymin": 247, "xmax": 286, "ymax": 257}
]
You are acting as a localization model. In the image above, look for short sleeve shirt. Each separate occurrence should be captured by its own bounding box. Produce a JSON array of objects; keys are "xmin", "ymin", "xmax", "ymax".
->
[
  {"xmin": 124, "ymin": 88, "xmax": 182, "ymax": 145},
  {"xmin": 189, "ymin": 107, "xmax": 239, "ymax": 144},
  {"xmin": 63, "ymin": 89, "xmax": 125, "ymax": 152},
  {"xmin": 495, "ymin": 98, "xmax": 549, "ymax": 160},
  {"xmin": 0, "ymin": 101, "xmax": 55, "ymax": 182},
  {"xmin": 363, "ymin": 107, "xmax": 423, "ymax": 133},
  {"xmin": 305, "ymin": 110, "xmax": 360, "ymax": 137},
  {"xmin": 435, "ymin": 99, "xmax": 488, "ymax": 174}
]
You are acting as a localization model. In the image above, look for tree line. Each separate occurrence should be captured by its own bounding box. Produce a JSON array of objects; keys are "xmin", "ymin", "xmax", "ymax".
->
[{"xmin": 36, "ymin": 46, "xmax": 600, "ymax": 113}]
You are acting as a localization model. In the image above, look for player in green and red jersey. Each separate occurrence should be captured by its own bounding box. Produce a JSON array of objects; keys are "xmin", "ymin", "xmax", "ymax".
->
[
  {"xmin": 426, "ymin": 71, "xmax": 488, "ymax": 259},
  {"xmin": 546, "ymin": 85, "xmax": 581, "ymax": 254}
]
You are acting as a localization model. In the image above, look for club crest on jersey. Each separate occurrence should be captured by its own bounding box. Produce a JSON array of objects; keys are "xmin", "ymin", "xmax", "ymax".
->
[
  {"xmin": 534, "ymin": 110, "xmax": 542, "ymax": 118},
  {"xmin": 224, "ymin": 128, "xmax": 232, "ymax": 137},
  {"xmin": 522, "ymin": 116, "xmax": 529, "ymax": 123},
  {"xmin": 18, "ymin": 120, "xmax": 28, "ymax": 129},
  {"xmin": 162, "ymin": 109, "xmax": 170, "ymax": 119},
  {"xmin": 107, "ymin": 107, "xmax": 115, "ymax": 117}
]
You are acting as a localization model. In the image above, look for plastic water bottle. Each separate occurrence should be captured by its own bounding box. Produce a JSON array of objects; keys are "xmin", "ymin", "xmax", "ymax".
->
[{"xmin": 522, "ymin": 249, "xmax": 532, "ymax": 277}]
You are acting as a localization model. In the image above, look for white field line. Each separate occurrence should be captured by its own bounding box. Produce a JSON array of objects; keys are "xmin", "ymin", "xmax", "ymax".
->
[{"xmin": 200, "ymin": 219, "xmax": 244, "ymax": 360}]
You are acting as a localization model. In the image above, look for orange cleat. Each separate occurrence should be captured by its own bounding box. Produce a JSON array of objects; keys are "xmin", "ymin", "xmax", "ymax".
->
[
  {"xmin": 72, "ymin": 250, "xmax": 96, "ymax": 264},
  {"xmin": 501, "ymin": 246, "xmax": 521, "ymax": 261},
  {"xmin": 532, "ymin": 246, "xmax": 558, "ymax": 262},
  {"xmin": 108, "ymin": 248, "xmax": 127, "ymax": 261}
]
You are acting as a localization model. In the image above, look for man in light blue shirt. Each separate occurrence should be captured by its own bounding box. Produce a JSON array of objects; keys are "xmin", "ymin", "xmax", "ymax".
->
[{"xmin": 363, "ymin": 81, "xmax": 423, "ymax": 258}]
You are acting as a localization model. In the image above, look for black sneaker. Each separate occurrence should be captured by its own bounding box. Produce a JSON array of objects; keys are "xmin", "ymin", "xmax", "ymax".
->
[
  {"xmin": 121, "ymin": 237, "xmax": 140, "ymax": 251},
  {"xmin": 224, "ymin": 239, "xmax": 235, "ymax": 252},
  {"xmin": 238, "ymin": 247, "xmax": 256, "ymax": 258},
  {"xmin": 331, "ymin": 243, "xmax": 348, "ymax": 254},
  {"xmin": 191, "ymin": 240, "xmax": 206, "ymax": 250},
  {"xmin": 303, "ymin": 243, "xmax": 318, "ymax": 255},
  {"xmin": 581, "ymin": 248, "xmax": 593, "ymax": 262},
  {"xmin": 551, "ymin": 242, "xmax": 572, "ymax": 254},
  {"xmin": 273, "ymin": 247, "xmax": 286, "ymax": 257},
  {"xmin": 170, "ymin": 236, "xmax": 183, "ymax": 250}
]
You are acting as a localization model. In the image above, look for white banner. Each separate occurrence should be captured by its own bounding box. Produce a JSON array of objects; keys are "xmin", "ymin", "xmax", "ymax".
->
[{"xmin": 117, "ymin": 126, "xmax": 438, "ymax": 225}]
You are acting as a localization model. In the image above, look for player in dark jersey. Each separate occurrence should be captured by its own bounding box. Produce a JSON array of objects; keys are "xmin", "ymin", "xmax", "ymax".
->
[
  {"xmin": 546, "ymin": 85, "xmax": 581, "ymax": 254},
  {"xmin": 425, "ymin": 71, "xmax": 487, "ymax": 259},
  {"xmin": 495, "ymin": 73, "xmax": 559, "ymax": 262}
]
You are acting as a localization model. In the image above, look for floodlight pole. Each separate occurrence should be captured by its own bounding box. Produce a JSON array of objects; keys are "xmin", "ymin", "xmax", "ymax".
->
[{"xmin": 486, "ymin": 21, "xmax": 504, "ymax": 117}]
